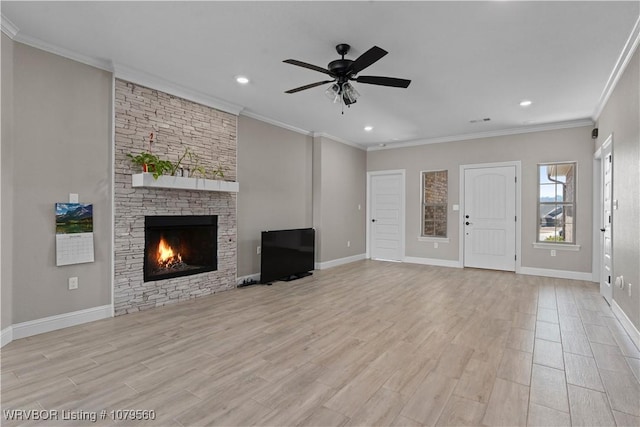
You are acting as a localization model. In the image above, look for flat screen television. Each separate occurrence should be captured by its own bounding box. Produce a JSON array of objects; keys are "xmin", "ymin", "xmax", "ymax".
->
[{"xmin": 260, "ymin": 228, "xmax": 315, "ymax": 284}]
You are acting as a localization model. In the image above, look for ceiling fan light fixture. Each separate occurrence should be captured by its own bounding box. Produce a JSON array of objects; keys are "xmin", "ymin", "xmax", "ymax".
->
[
  {"xmin": 325, "ymin": 83, "xmax": 341, "ymax": 103},
  {"xmin": 342, "ymin": 82, "xmax": 360, "ymax": 105}
]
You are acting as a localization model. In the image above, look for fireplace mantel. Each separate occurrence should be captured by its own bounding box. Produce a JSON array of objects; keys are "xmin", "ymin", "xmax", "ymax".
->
[{"xmin": 132, "ymin": 173, "xmax": 239, "ymax": 193}]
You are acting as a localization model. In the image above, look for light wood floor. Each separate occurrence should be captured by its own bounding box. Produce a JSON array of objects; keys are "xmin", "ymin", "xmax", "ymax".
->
[{"xmin": 2, "ymin": 260, "xmax": 639, "ymax": 426}]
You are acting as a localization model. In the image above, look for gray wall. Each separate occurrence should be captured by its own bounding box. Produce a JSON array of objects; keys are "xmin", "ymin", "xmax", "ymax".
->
[
  {"xmin": 237, "ymin": 115, "xmax": 313, "ymax": 277},
  {"xmin": 595, "ymin": 48, "xmax": 639, "ymax": 331},
  {"xmin": 10, "ymin": 42, "xmax": 112, "ymax": 323},
  {"xmin": 367, "ymin": 126, "xmax": 594, "ymax": 273},
  {"xmin": 1, "ymin": 34, "xmax": 15, "ymax": 330},
  {"xmin": 314, "ymin": 136, "xmax": 367, "ymax": 263}
]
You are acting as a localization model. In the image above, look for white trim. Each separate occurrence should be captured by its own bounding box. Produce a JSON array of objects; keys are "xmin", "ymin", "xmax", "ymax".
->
[
  {"xmin": 592, "ymin": 147, "xmax": 603, "ymax": 283},
  {"xmin": 313, "ymin": 132, "xmax": 366, "ymax": 151},
  {"xmin": 367, "ymin": 170, "xmax": 406, "ymax": 261},
  {"xmin": 532, "ymin": 242, "xmax": 581, "ymax": 251},
  {"xmin": 1, "ymin": 14, "xmax": 19, "ymax": 38},
  {"xmin": 12, "ymin": 305, "xmax": 112, "ymax": 340},
  {"xmin": 1, "ymin": 326, "xmax": 13, "ymax": 348},
  {"xmin": 241, "ymin": 110, "xmax": 313, "ymax": 137},
  {"xmin": 315, "ymin": 253, "xmax": 366, "ymax": 270},
  {"xmin": 367, "ymin": 119, "xmax": 594, "ymax": 151},
  {"xmin": 403, "ymin": 256, "xmax": 462, "ymax": 269},
  {"xmin": 519, "ymin": 267, "xmax": 592, "ymax": 281},
  {"xmin": 612, "ymin": 299, "xmax": 640, "ymax": 350},
  {"xmin": 111, "ymin": 76, "xmax": 116, "ymax": 317},
  {"xmin": 417, "ymin": 236, "xmax": 450, "ymax": 243},
  {"xmin": 459, "ymin": 161, "xmax": 522, "ymax": 273},
  {"xmin": 237, "ymin": 273, "xmax": 260, "ymax": 285},
  {"xmin": 113, "ymin": 64, "xmax": 244, "ymax": 115},
  {"xmin": 13, "ymin": 32, "xmax": 112, "ymax": 72},
  {"xmin": 593, "ymin": 15, "xmax": 640, "ymax": 121}
]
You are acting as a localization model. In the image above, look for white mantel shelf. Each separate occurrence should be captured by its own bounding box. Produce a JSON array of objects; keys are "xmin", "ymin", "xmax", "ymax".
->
[{"xmin": 131, "ymin": 173, "xmax": 239, "ymax": 193}]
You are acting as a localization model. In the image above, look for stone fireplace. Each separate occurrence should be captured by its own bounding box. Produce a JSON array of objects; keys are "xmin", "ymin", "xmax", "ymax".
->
[{"xmin": 113, "ymin": 79, "xmax": 237, "ymax": 316}]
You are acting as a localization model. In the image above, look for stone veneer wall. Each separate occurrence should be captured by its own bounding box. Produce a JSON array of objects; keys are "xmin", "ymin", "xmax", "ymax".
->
[{"xmin": 114, "ymin": 79, "xmax": 237, "ymax": 316}]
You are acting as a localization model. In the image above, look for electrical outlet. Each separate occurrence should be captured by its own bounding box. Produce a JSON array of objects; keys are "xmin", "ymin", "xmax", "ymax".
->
[
  {"xmin": 550, "ymin": 250, "xmax": 556, "ymax": 257},
  {"xmin": 256, "ymin": 246, "xmax": 261, "ymax": 255},
  {"xmin": 347, "ymin": 240, "xmax": 351, "ymax": 247},
  {"xmin": 68, "ymin": 277, "xmax": 78, "ymax": 290},
  {"xmin": 629, "ymin": 283, "xmax": 632, "ymax": 297},
  {"xmin": 434, "ymin": 242, "xmax": 439, "ymax": 249}
]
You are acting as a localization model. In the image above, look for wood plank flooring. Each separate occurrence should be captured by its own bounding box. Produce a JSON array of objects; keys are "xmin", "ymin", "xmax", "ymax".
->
[{"xmin": 1, "ymin": 260, "xmax": 639, "ymax": 426}]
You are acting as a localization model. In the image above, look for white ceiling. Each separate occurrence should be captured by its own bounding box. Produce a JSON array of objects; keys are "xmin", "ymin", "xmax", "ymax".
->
[{"xmin": 2, "ymin": 1, "xmax": 639, "ymax": 149}]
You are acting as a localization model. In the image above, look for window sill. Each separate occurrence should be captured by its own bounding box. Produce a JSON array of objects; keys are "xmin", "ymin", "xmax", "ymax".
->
[
  {"xmin": 418, "ymin": 236, "xmax": 450, "ymax": 243},
  {"xmin": 532, "ymin": 242, "xmax": 581, "ymax": 251}
]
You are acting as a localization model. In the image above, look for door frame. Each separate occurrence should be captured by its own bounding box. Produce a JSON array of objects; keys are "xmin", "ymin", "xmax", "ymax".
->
[
  {"xmin": 459, "ymin": 161, "xmax": 522, "ymax": 272},
  {"xmin": 366, "ymin": 170, "xmax": 406, "ymax": 260},
  {"xmin": 594, "ymin": 133, "xmax": 613, "ymax": 297}
]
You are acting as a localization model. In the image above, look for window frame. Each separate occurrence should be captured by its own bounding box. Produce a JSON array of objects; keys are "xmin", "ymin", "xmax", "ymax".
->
[
  {"xmin": 420, "ymin": 169, "xmax": 448, "ymax": 239},
  {"xmin": 536, "ymin": 161, "xmax": 577, "ymax": 245}
]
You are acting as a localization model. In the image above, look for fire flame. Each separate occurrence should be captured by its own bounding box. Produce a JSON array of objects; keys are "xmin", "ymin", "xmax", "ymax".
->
[{"xmin": 157, "ymin": 237, "xmax": 182, "ymax": 268}]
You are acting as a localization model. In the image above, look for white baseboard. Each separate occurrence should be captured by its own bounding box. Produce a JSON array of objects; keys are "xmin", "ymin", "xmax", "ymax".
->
[
  {"xmin": 12, "ymin": 305, "xmax": 112, "ymax": 341},
  {"xmin": 237, "ymin": 273, "xmax": 260, "ymax": 285},
  {"xmin": 315, "ymin": 253, "xmax": 366, "ymax": 270},
  {"xmin": 612, "ymin": 299, "xmax": 640, "ymax": 349},
  {"xmin": 403, "ymin": 256, "xmax": 463, "ymax": 269},
  {"xmin": 1, "ymin": 326, "xmax": 13, "ymax": 348},
  {"xmin": 519, "ymin": 267, "xmax": 593, "ymax": 281}
]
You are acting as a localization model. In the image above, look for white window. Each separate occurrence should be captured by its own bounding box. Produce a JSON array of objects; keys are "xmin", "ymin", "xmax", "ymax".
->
[
  {"xmin": 537, "ymin": 162, "xmax": 576, "ymax": 244},
  {"xmin": 421, "ymin": 170, "xmax": 448, "ymax": 238}
]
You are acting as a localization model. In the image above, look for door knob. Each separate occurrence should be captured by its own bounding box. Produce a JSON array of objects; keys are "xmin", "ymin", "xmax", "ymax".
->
[
  {"xmin": 372, "ymin": 219, "xmax": 377, "ymax": 223},
  {"xmin": 600, "ymin": 228, "xmax": 605, "ymax": 232},
  {"xmin": 465, "ymin": 221, "xmax": 472, "ymax": 226},
  {"xmin": 465, "ymin": 215, "xmax": 470, "ymax": 219}
]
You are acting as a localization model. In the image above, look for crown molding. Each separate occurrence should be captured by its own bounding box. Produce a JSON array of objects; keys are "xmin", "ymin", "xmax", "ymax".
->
[
  {"xmin": 313, "ymin": 132, "xmax": 366, "ymax": 151},
  {"xmin": 593, "ymin": 14, "xmax": 640, "ymax": 121},
  {"xmin": 367, "ymin": 118, "xmax": 594, "ymax": 151},
  {"xmin": 11, "ymin": 31, "xmax": 112, "ymax": 72},
  {"xmin": 1, "ymin": 14, "xmax": 18, "ymax": 39},
  {"xmin": 113, "ymin": 64, "xmax": 244, "ymax": 116},
  {"xmin": 240, "ymin": 110, "xmax": 313, "ymax": 136}
]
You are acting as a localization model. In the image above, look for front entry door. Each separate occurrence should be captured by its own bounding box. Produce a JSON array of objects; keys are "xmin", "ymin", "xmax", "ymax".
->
[
  {"xmin": 370, "ymin": 172, "xmax": 404, "ymax": 261},
  {"xmin": 464, "ymin": 166, "xmax": 516, "ymax": 271},
  {"xmin": 600, "ymin": 142, "xmax": 613, "ymax": 304}
]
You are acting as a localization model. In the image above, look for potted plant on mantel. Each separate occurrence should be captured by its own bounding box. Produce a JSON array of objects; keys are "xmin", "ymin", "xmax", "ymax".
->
[
  {"xmin": 128, "ymin": 132, "xmax": 232, "ymax": 182},
  {"xmin": 127, "ymin": 131, "xmax": 181, "ymax": 180},
  {"xmin": 126, "ymin": 151, "xmax": 173, "ymax": 180}
]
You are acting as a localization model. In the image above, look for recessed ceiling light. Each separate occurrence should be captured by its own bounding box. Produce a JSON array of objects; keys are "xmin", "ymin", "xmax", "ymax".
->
[
  {"xmin": 519, "ymin": 99, "xmax": 532, "ymax": 107},
  {"xmin": 235, "ymin": 76, "xmax": 250, "ymax": 85},
  {"xmin": 364, "ymin": 126, "xmax": 373, "ymax": 132}
]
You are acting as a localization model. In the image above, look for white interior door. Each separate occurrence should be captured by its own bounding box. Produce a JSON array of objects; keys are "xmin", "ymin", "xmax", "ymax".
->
[
  {"xmin": 600, "ymin": 143, "xmax": 613, "ymax": 304},
  {"xmin": 464, "ymin": 166, "xmax": 516, "ymax": 271},
  {"xmin": 370, "ymin": 172, "xmax": 404, "ymax": 261}
]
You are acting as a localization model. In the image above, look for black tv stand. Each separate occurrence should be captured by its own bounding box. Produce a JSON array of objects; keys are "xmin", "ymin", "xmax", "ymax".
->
[{"xmin": 283, "ymin": 272, "xmax": 313, "ymax": 282}]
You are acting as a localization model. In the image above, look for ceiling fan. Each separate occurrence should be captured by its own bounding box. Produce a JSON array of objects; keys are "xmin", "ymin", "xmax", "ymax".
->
[{"xmin": 283, "ymin": 44, "xmax": 411, "ymax": 109}]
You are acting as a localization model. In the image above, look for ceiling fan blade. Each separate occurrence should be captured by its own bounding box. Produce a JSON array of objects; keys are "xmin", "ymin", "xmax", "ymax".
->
[
  {"xmin": 283, "ymin": 59, "xmax": 333, "ymax": 76},
  {"xmin": 355, "ymin": 76, "xmax": 411, "ymax": 88},
  {"xmin": 285, "ymin": 80, "xmax": 335, "ymax": 94},
  {"xmin": 349, "ymin": 46, "xmax": 388, "ymax": 74}
]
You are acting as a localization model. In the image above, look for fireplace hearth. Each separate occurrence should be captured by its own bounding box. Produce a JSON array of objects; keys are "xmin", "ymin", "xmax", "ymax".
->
[{"xmin": 144, "ymin": 215, "xmax": 218, "ymax": 282}]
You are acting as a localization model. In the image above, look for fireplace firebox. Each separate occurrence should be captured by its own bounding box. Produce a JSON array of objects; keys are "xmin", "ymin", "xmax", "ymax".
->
[{"xmin": 144, "ymin": 215, "xmax": 217, "ymax": 282}]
